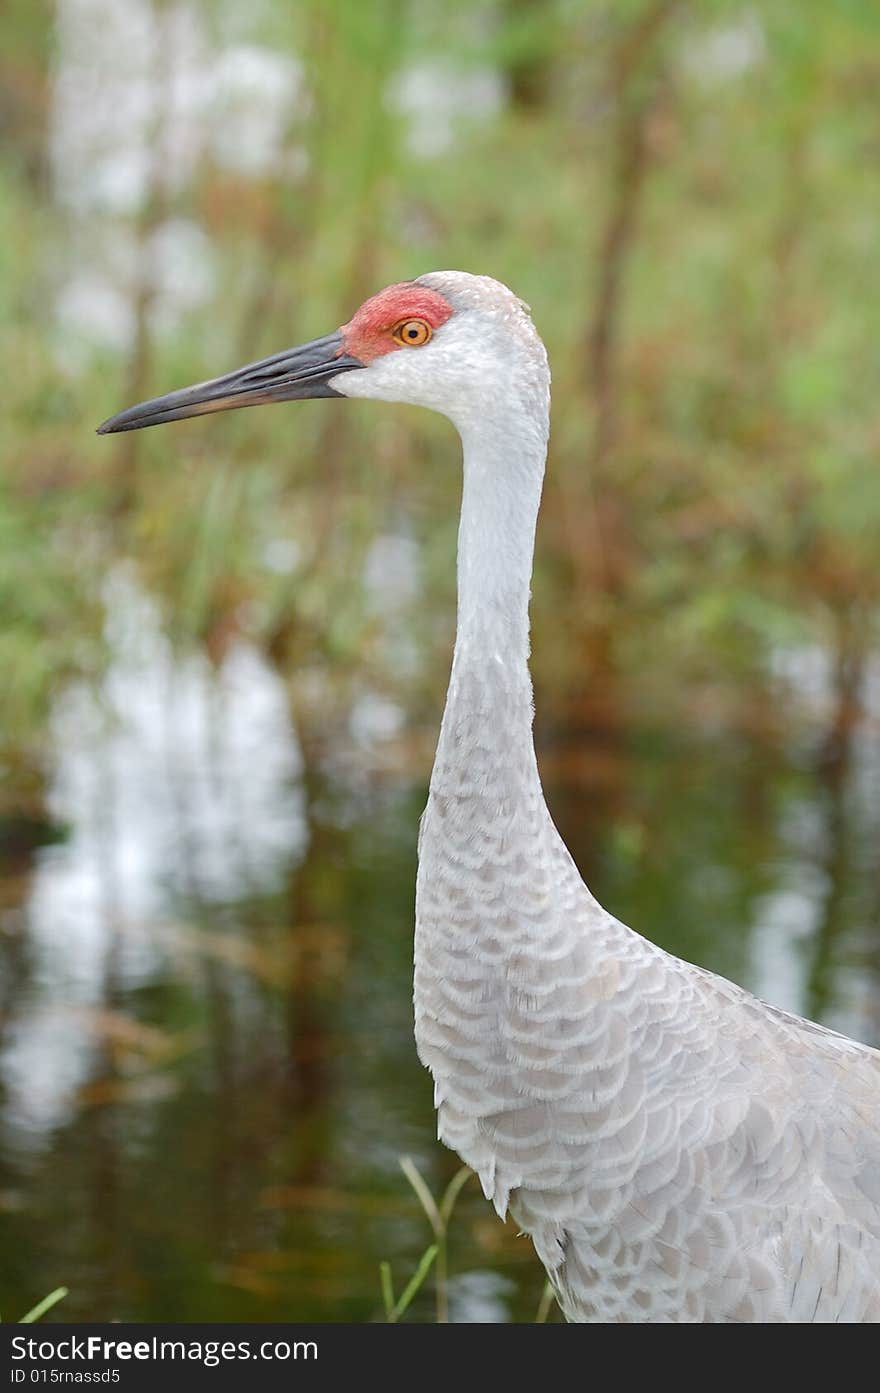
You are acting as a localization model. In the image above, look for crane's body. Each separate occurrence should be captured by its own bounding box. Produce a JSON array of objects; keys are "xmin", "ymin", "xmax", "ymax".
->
[{"xmin": 99, "ymin": 271, "xmax": 880, "ymax": 1322}]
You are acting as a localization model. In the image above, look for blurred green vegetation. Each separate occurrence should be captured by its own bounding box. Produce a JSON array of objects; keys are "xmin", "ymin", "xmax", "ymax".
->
[
  {"xmin": 3, "ymin": 0, "xmax": 879, "ymax": 805},
  {"xmin": 1, "ymin": 0, "xmax": 879, "ymax": 1324}
]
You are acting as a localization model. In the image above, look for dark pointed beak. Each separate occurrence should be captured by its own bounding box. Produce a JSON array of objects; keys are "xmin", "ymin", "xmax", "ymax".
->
[{"xmin": 96, "ymin": 331, "xmax": 365, "ymax": 435}]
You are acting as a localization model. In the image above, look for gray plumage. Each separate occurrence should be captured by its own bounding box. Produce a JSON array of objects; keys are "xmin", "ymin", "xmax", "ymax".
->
[
  {"xmin": 341, "ymin": 272, "xmax": 880, "ymax": 1323},
  {"xmin": 98, "ymin": 268, "xmax": 880, "ymax": 1322}
]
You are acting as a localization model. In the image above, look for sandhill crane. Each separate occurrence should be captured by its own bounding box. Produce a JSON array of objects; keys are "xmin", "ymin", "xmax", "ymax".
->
[{"xmin": 99, "ymin": 271, "xmax": 880, "ymax": 1322}]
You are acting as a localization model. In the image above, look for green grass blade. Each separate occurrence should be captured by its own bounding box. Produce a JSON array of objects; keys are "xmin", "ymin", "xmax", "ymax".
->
[
  {"xmin": 399, "ymin": 1156, "xmax": 442, "ymax": 1238},
  {"xmin": 535, "ymin": 1279, "xmax": 555, "ymax": 1323},
  {"xmin": 391, "ymin": 1244, "xmax": 438, "ymax": 1322},
  {"xmin": 20, "ymin": 1288, "xmax": 69, "ymax": 1324},
  {"xmin": 438, "ymin": 1165, "xmax": 472, "ymax": 1227},
  {"xmin": 379, "ymin": 1262, "xmax": 396, "ymax": 1322}
]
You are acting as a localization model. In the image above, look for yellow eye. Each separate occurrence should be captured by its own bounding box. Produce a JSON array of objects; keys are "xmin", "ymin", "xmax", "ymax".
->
[{"xmin": 393, "ymin": 318, "xmax": 432, "ymax": 347}]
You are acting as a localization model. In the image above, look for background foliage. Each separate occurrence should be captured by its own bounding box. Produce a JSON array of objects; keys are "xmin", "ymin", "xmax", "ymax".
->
[{"xmin": 0, "ymin": 0, "xmax": 878, "ymax": 1322}]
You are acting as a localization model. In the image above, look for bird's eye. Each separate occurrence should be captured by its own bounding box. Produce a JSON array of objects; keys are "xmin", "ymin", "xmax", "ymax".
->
[{"xmin": 392, "ymin": 318, "xmax": 432, "ymax": 347}]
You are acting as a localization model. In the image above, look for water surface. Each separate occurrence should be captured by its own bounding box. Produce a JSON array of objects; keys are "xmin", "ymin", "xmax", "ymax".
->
[{"xmin": 1, "ymin": 591, "xmax": 877, "ymax": 1322}]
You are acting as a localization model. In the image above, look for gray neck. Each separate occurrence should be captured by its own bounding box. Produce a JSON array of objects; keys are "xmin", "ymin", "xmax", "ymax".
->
[{"xmin": 430, "ymin": 404, "xmax": 548, "ymax": 799}]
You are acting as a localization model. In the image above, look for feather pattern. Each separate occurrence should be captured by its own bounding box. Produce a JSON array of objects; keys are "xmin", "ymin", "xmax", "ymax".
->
[{"xmin": 408, "ymin": 272, "xmax": 880, "ymax": 1324}]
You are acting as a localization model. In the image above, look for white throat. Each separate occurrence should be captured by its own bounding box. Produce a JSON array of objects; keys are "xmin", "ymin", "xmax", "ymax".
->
[
  {"xmin": 430, "ymin": 399, "xmax": 549, "ymax": 801},
  {"xmin": 454, "ymin": 409, "xmax": 545, "ymax": 652}
]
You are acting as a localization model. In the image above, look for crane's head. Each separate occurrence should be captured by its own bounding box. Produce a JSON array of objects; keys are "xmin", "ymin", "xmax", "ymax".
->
[{"xmin": 96, "ymin": 272, "xmax": 548, "ymax": 437}]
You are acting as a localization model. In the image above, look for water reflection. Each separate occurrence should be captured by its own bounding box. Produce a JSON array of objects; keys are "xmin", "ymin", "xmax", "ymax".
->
[
  {"xmin": 4, "ymin": 570, "xmax": 305, "ymax": 1145},
  {"xmin": 0, "ymin": 574, "xmax": 877, "ymax": 1321},
  {"xmin": 4, "ymin": 0, "xmax": 872, "ymax": 1327}
]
